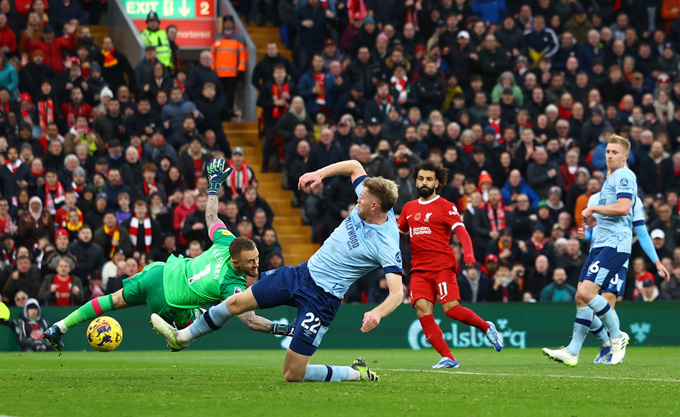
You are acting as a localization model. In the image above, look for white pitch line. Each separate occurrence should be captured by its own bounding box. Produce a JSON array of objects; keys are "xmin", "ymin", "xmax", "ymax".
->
[{"xmin": 377, "ymin": 368, "xmax": 680, "ymax": 383}]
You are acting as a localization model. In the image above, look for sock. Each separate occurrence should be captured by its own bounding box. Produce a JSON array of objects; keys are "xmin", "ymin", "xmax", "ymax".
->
[
  {"xmin": 419, "ymin": 315, "xmax": 455, "ymax": 360},
  {"xmin": 566, "ymin": 306, "xmax": 592, "ymax": 356},
  {"xmin": 61, "ymin": 294, "xmax": 115, "ymax": 332},
  {"xmin": 183, "ymin": 302, "xmax": 233, "ymax": 341},
  {"xmin": 302, "ymin": 365, "xmax": 352, "ymax": 382},
  {"xmin": 589, "ymin": 315, "xmax": 611, "ymax": 347},
  {"xmin": 445, "ymin": 304, "xmax": 490, "ymax": 332},
  {"xmin": 588, "ymin": 295, "xmax": 622, "ymax": 339}
]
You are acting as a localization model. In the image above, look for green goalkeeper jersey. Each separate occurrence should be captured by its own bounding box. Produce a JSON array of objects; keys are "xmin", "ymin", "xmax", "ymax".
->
[{"xmin": 162, "ymin": 227, "xmax": 246, "ymax": 309}]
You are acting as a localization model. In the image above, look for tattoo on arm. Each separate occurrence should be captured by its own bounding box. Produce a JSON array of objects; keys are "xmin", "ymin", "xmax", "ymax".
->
[
  {"xmin": 238, "ymin": 311, "xmax": 274, "ymax": 333},
  {"xmin": 205, "ymin": 194, "xmax": 220, "ymax": 231}
]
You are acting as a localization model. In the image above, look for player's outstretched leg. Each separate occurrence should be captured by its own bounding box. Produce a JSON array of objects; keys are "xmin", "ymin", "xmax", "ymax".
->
[
  {"xmin": 298, "ymin": 357, "xmax": 380, "ymax": 382},
  {"xmin": 150, "ymin": 313, "xmax": 188, "ymax": 351},
  {"xmin": 43, "ymin": 293, "xmax": 118, "ymax": 352},
  {"xmin": 444, "ymin": 304, "xmax": 503, "ymax": 352}
]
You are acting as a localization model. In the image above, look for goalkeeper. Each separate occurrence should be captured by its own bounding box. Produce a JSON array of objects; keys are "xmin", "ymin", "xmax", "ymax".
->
[{"xmin": 43, "ymin": 159, "xmax": 293, "ymax": 352}]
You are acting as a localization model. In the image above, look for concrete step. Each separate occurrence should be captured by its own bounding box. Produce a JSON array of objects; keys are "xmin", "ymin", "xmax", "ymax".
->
[
  {"xmin": 275, "ymin": 234, "xmax": 313, "ymax": 244},
  {"xmin": 275, "ymin": 224, "xmax": 313, "ymax": 234},
  {"xmin": 272, "ymin": 216, "xmax": 302, "ymax": 226},
  {"xmin": 285, "ymin": 243, "xmax": 320, "ymax": 252}
]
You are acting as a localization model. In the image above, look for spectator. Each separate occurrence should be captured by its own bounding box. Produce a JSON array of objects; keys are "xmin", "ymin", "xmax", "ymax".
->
[
  {"xmin": 259, "ymin": 65, "xmax": 295, "ymax": 172},
  {"xmin": 139, "ymin": 11, "xmax": 171, "ymax": 70},
  {"xmin": 18, "ymin": 196, "xmax": 54, "ymax": 248},
  {"xmin": 501, "ymin": 169, "xmax": 540, "ymax": 207},
  {"xmin": 96, "ymin": 37, "xmax": 135, "ymax": 96},
  {"xmin": 136, "ymin": 163, "xmax": 166, "ymax": 202},
  {"xmin": 458, "ymin": 264, "xmax": 491, "ymax": 303},
  {"xmin": 236, "ymin": 185, "xmax": 274, "ymax": 222},
  {"xmin": 660, "ymin": 263, "xmax": 680, "ymax": 300},
  {"xmin": 225, "ymin": 146, "xmax": 256, "ymax": 200},
  {"xmin": 94, "ymin": 211, "xmax": 132, "ymax": 259},
  {"xmin": 143, "ymin": 130, "xmax": 178, "ymax": 165},
  {"xmin": 486, "ymin": 226, "xmax": 525, "ymax": 267},
  {"xmin": 640, "ymin": 140, "xmax": 673, "ymax": 196},
  {"xmin": 415, "ymin": 60, "xmax": 446, "ymax": 118},
  {"xmin": 41, "ymin": 227, "xmax": 77, "ymax": 275},
  {"xmin": 252, "ymin": 41, "xmax": 298, "ymax": 91},
  {"xmin": 181, "ymin": 193, "xmax": 209, "ymax": 249},
  {"xmin": 527, "ymin": 146, "xmax": 563, "ymax": 199},
  {"xmin": 1, "ymin": 297, "xmax": 55, "ymax": 351},
  {"xmin": 2, "ymin": 256, "xmax": 41, "ymax": 303},
  {"xmin": 0, "ymin": 146, "xmax": 35, "ymax": 205},
  {"xmin": 37, "ymin": 257, "xmax": 82, "ymax": 305},
  {"xmin": 525, "ymin": 254, "xmax": 552, "ymax": 300},
  {"xmin": 488, "ymin": 262, "xmax": 522, "ymax": 302},
  {"xmin": 211, "ymin": 15, "xmax": 247, "ymax": 110},
  {"xmin": 68, "ymin": 224, "xmax": 106, "ymax": 284},
  {"xmin": 293, "ymin": 0, "xmax": 332, "ymax": 73},
  {"xmin": 635, "ymin": 278, "xmax": 665, "ymax": 302},
  {"xmin": 539, "ymin": 267, "xmax": 576, "ymax": 302},
  {"xmin": 648, "ymin": 206, "xmax": 680, "ymax": 254},
  {"xmin": 558, "ymin": 238, "xmax": 585, "ymax": 287},
  {"xmin": 525, "ymin": 15, "xmax": 559, "ymax": 64},
  {"xmin": 23, "ymin": 23, "xmax": 77, "ymax": 74}
]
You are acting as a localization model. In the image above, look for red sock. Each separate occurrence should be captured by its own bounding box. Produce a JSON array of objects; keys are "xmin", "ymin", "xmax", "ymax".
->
[
  {"xmin": 445, "ymin": 304, "xmax": 490, "ymax": 332},
  {"xmin": 419, "ymin": 314, "xmax": 455, "ymax": 360}
]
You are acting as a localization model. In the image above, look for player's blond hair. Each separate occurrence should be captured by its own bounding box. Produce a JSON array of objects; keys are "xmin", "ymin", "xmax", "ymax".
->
[
  {"xmin": 608, "ymin": 134, "xmax": 631, "ymax": 152},
  {"xmin": 363, "ymin": 177, "xmax": 399, "ymax": 213}
]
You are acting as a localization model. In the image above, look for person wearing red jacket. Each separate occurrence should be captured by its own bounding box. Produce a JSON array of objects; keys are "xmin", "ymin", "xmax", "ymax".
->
[
  {"xmin": 0, "ymin": 13, "xmax": 17, "ymax": 55},
  {"xmin": 23, "ymin": 21, "xmax": 76, "ymax": 74}
]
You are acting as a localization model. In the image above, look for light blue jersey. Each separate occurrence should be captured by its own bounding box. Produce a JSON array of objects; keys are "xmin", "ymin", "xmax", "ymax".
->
[
  {"xmin": 588, "ymin": 193, "xmax": 644, "ymax": 269},
  {"xmin": 590, "ymin": 166, "xmax": 637, "ymax": 253},
  {"xmin": 307, "ymin": 175, "xmax": 403, "ymax": 298}
]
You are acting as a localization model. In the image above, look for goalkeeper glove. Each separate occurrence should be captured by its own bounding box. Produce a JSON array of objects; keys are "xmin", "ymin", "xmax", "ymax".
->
[{"xmin": 206, "ymin": 159, "xmax": 233, "ymax": 195}]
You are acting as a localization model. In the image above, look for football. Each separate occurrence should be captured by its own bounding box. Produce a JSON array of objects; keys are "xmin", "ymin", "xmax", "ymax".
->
[{"xmin": 87, "ymin": 316, "xmax": 123, "ymax": 352}]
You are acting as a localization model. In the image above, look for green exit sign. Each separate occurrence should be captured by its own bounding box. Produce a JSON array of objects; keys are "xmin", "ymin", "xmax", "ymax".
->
[{"xmin": 124, "ymin": 0, "xmax": 196, "ymax": 19}]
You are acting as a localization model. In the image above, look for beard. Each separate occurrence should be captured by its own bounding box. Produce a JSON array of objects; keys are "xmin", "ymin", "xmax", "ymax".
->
[{"xmin": 418, "ymin": 186, "xmax": 434, "ymax": 198}]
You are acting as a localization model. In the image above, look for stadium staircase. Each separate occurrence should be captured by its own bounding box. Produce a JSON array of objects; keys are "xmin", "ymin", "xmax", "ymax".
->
[
  {"xmin": 222, "ymin": 122, "xmax": 318, "ymax": 266},
  {"xmin": 88, "ymin": 25, "xmax": 110, "ymax": 46},
  {"xmin": 248, "ymin": 27, "xmax": 293, "ymax": 61}
]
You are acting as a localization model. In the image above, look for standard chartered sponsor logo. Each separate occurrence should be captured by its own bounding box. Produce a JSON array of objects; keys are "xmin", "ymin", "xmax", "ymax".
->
[{"xmin": 408, "ymin": 318, "xmax": 527, "ymax": 349}]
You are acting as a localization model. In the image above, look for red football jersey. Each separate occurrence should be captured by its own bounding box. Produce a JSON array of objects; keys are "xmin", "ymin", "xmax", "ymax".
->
[{"xmin": 398, "ymin": 195, "xmax": 465, "ymax": 272}]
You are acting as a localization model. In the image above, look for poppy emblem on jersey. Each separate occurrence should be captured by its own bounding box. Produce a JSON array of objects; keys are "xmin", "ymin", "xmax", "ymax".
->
[
  {"xmin": 620, "ymin": 178, "xmax": 628, "ymax": 187},
  {"xmin": 424, "ymin": 213, "xmax": 432, "ymax": 222},
  {"xmin": 415, "ymin": 213, "xmax": 421, "ymax": 221}
]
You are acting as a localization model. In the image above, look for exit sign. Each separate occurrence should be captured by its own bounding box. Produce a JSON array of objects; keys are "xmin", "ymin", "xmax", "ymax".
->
[{"xmin": 124, "ymin": 0, "xmax": 216, "ymax": 48}]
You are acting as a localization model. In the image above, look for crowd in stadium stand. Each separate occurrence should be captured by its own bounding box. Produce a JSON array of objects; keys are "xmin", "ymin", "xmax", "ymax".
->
[{"xmin": 1, "ymin": 0, "xmax": 680, "ymax": 314}]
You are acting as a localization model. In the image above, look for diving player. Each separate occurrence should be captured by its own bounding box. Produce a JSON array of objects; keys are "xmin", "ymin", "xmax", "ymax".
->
[{"xmin": 43, "ymin": 160, "xmax": 292, "ymax": 352}]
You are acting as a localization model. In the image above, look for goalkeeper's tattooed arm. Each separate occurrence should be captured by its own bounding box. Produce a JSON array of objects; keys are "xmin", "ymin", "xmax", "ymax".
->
[
  {"xmin": 206, "ymin": 194, "xmax": 221, "ymax": 233},
  {"xmin": 237, "ymin": 311, "xmax": 293, "ymax": 336}
]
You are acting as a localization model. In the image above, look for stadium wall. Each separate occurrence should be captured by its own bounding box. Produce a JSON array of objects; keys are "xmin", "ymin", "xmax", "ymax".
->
[{"xmin": 3, "ymin": 303, "xmax": 680, "ymax": 351}]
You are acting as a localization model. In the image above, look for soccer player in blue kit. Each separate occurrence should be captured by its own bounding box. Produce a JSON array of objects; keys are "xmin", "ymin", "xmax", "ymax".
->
[
  {"xmin": 544, "ymin": 190, "xmax": 670, "ymax": 366},
  {"xmin": 542, "ymin": 135, "xmax": 638, "ymax": 365},
  {"xmin": 153, "ymin": 160, "xmax": 404, "ymax": 382}
]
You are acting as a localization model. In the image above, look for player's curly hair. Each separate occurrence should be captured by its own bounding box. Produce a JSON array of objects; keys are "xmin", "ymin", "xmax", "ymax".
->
[
  {"xmin": 412, "ymin": 161, "xmax": 448, "ymax": 190},
  {"xmin": 363, "ymin": 177, "xmax": 399, "ymax": 213},
  {"xmin": 229, "ymin": 237, "xmax": 257, "ymax": 259}
]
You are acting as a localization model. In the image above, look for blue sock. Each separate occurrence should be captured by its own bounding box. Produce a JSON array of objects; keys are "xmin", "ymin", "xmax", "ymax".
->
[
  {"xmin": 302, "ymin": 365, "xmax": 351, "ymax": 382},
  {"xmin": 566, "ymin": 306, "xmax": 592, "ymax": 355},
  {"xmin": 589, "ymin": 315, "xmax": 610, "ymax": 346},
  {"xmin": 588, "ymin": 295, "xmax": 622, "ymax": 339},
  {"xmin": 188, "ymin": 302, "xmax": 233, "ymax": 339}
]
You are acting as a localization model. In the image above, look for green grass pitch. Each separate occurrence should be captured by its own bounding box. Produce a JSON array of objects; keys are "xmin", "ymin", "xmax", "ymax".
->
[{"xmin": 1, "ymin": 348, "xmax": 679, "ymax": 417}]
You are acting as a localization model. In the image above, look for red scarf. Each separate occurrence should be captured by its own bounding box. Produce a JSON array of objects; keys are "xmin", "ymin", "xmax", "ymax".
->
[
  {"xmin": 38, "ymin": 99, "xmax": 54, "ymax": 131},
  {"xmin": 45, "ymin": 181, "xmax": 66, "ymax": 215},
  {"xmin": 376, "ymin": 95, "xmax": 394, "ymax": 118},
  {"xmin": 5, "ymin": 160, "xmax": 21, "ymax": 174},
  {"xmin": 313, "ymin": 71, "xmax": 326, "ymax": 105},
  {"xmin": 272, "ymin": 82, "xmax": 290, "ymax": 119},
  {"xmin": 462, "ymin": 143, "xmax": 475, "ymax": 154},
  {"xmin": 102, "ymin": 48, "xmax": 118, "ymax": 68},
  {"xmin": 143, "ymin": 181, "xmax": 156, "ymax": 197},
  {"xmin": 486, "ymin": 201, "xmax": 507, "ymax": 232},
  {"xmin": 31, "ymin": 166, "xmax": 45, "ymax": 177},
  {"xmin": 531, "ymin": 236, "xmax": 546, "ymax": 251},
  {"xmin": 406, "ymin": 0, "xmax": 422, "ymax": 30},
  {"xmin": 2, "ymin": 246, "xmax": 15, "ymax": 266},
  {"xmin": 103, "ymin": 224, "xmax": 120, "ymax": 259},
  {"xmin": 52, "ymin": 275, "xmax": 73, "ymax": 307},
  {"xmin": 228, "ymin": 160, "xmax": 250, "ymax": 195},
  {"xmin": 21, "ymin": 109, "xmax": 33, "ymax": 125},
  {"xmin": 71, "ymin": 181, "xmax": 83, "ymax": 198},
  {"xmin": 176, "ymin": 79, "xmax": 186, "ymax": 95},
  {"xmin": 129, "ymin": 216, "xmax": 152, "ymax": 252},
  {"xmin": 347, "ymin": 0, "xmax": 368, "ymax": 19},
  {"xmin": 489, "ymin": 118, "xmax": 501, "ymax": 140}
]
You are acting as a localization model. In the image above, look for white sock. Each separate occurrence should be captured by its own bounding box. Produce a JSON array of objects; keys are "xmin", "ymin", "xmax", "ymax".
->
[
  {"xmin": 176, "ymin": 327, "xmax": 194, "ymax": 344},
  {"xmin": 348, "ymin": 367, "xmax": 361, "ymax": 381},
  {"xmin": 56, "ymin": 320, "xmax": 68, "ymax": 333}
]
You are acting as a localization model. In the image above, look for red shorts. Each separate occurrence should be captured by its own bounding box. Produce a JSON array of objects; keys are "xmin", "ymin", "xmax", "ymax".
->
[{"xmin": 409, "ymin": 269, "xmax": 460, "ymax": 307}]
